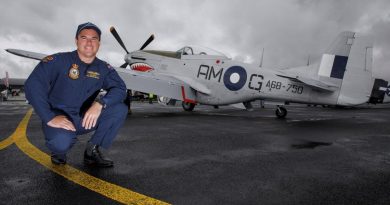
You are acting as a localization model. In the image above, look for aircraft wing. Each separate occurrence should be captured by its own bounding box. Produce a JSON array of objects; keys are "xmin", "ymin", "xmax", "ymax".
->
[
  {"xmin": 6, "ymin": 49, "xmax": 47, "ymax": 60},
  {"xmin": 276, "ymin": 72, "xmax": 339, "ymax": 92},
  {"xmin": 5, "ymin": 48, "xmax": 200, "ymax": 103},
  {"xmin": 116, "ymin": 68, "xmax": 197, "ymax": 103},
  {"xmin": 166, "ymin": 74, "xmax": 211, "ymax": 95}
]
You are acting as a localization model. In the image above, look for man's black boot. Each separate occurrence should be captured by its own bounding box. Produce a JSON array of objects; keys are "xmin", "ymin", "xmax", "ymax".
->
[
  {"xmin": 51, "ymin": 154, "xmax": 67, "ymax": 165},
  {"xmin": 84, "ymin": 145, "xmax": 114, "ymax": 167}
]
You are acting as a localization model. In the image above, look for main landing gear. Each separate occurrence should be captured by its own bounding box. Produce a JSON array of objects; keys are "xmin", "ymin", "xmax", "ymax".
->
[
  {"xmin": 275, "ymin": 106, "xmax": 287, "ymax": 119},
  {"xmin": 182, "ymin": 102, "xmax": 196, "ymax": 111}
]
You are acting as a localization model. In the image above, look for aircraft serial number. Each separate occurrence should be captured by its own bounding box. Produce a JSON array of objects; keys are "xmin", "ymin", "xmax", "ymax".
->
[{"xmin": 265, "ymin": 80, "xmax": 303, "ymax": 94}]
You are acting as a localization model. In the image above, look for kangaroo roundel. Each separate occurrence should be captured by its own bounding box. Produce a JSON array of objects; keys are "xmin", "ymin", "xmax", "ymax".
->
[{"xmin": 223, "ymin": 66, "xmax": 247, "ymax": 91}]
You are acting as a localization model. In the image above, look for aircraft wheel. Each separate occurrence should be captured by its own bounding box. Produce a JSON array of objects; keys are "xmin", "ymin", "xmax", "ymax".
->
[
  {"xmin": 275, "ymin": 106, "xmax": 287, "ymax": 118},
  {"xmin": 182, "ymin": 102, "xmax": 195, "ymax": 111}
]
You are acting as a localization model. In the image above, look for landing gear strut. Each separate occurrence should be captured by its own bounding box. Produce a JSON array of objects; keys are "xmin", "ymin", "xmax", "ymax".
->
[
  {"xmin": 275, "ymin": 106, "xmax": 287, "ymax": 118},
  {"xmin": 182, "ymin": 101, "xmax": 196, "ymax": 111}
]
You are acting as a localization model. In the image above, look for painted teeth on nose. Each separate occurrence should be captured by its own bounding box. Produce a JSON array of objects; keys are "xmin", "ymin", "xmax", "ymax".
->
[{"xmin": 130, "ymin": 63, "xmax": 154, "ymax": 72}]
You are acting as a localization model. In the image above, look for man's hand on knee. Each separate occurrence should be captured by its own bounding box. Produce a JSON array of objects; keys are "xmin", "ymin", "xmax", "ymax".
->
[
  {"xmin": 47, "ymin": 115, "xmax": 76, "ymax": 131},
  {"xmin": 82, "ymin": 102, "xmax": 103, "ymax": 130}
]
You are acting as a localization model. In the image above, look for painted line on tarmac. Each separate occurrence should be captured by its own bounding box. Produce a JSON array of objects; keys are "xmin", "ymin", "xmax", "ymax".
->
[{"xmin": 0, "ymin": 109, "xmax": 170, "ymax": 205}]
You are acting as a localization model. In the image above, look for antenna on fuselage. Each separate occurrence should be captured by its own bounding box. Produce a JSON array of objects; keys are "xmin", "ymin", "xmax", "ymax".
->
[{"xmin": 259, "ymin": 48, "xmax": 264, "ymax": 68}]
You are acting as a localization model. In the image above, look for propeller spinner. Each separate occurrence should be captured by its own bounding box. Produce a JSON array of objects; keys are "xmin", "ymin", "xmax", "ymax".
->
[{"xmin": 110, "ymin": 26, "xmax": 154, "ymax": 68}]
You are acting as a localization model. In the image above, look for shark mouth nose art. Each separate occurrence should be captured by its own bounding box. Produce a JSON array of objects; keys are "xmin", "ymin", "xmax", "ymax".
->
[{"xmin": 130, "ymin": 63, "xmax": 154, "ymax": 72}]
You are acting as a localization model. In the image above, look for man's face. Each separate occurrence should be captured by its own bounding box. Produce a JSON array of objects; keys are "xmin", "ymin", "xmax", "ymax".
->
[{"xmin": 75, "ymin": 29, "xmax": 100, "ymax": 60}]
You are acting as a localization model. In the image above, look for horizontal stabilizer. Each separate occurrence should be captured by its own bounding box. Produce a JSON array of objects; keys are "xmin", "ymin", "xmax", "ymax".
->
[{"xmin": 276, "ymin": 73, "xmax": 339, "ymax": 92}]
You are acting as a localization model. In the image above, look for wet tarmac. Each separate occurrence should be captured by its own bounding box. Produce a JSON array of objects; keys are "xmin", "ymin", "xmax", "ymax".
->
[{"xmin": 1, "ymin": 101, "xmax": 390, "ymax": 205}]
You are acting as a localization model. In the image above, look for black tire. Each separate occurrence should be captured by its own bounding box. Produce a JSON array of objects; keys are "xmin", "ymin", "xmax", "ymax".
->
[
  {"xmin": 182, "ymin": 102, "xmax": 195, "ymax": 111},
  {"xmin": 275, "ymin": 106, "xmax": 287, "ymax": 118}
]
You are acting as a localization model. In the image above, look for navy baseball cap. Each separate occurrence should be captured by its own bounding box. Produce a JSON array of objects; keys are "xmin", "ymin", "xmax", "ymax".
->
[{"xmin": 75, "ymin": 22, "xmax": 101, "ymax": 40}]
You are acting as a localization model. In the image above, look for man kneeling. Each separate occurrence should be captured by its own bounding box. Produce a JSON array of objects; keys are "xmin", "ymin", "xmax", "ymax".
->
[{"xmin": 25, "ymin": 22, "xmax": 127, "ymax": 167}]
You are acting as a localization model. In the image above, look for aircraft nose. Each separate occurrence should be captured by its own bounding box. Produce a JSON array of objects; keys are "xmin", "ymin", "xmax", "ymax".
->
[
  {"xmin": 124, "ymin": 54, "xmax": 132, "ymax": 65},
  {"xmin": 127, "ymin": 51, "xmax": 147, "ymax": 63}
]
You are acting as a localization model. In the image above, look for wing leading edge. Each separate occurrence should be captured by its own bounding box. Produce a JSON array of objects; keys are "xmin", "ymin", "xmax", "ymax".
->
[
  {"xmin": 6, "ymin": 48, "xmax": 201, "ymax": 103},
  {"xmin": 116, "ymin": 69, "xmax": 197, "ymax": 103},
  {"xmin": 6, "ymin": 49, "xmax": 47, "ymax": 60}
]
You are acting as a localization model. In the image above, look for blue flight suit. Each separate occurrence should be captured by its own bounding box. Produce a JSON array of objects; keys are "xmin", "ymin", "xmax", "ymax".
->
[{"xmin": 25, "ymin": 50, "xmax": 127, "ymax": 156}]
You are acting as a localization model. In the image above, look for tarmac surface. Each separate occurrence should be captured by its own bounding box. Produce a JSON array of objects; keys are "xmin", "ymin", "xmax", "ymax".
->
[{"xmin": 1, "ymin": 100, "xmax": 390, "ymax": 205}]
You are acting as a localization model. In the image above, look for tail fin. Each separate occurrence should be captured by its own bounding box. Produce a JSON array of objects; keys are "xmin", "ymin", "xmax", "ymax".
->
[{"xmin": 318, "ymin": 31, "xmax": 373, "ymax": 106}]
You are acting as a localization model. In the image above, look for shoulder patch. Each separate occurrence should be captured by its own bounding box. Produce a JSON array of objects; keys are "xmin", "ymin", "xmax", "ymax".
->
[{"xmin": 42, "ymin": 55, "xmax": 54, "ymax": 63}]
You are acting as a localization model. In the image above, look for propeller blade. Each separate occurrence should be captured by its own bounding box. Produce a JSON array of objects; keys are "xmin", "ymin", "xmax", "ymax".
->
[
  {"xmin": 110, "ymin": 26, "xmax": 129, "ymax": 54},
  {"xmin": 140, "ymin": 34, "xmax": 155, "ymax": 50},
  {"xmin": 120, "ymin": 63, "xmax": 128, "ymax": 68}
]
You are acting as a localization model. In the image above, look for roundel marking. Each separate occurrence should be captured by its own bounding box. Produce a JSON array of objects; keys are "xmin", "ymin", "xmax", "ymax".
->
[
  {"xmin": 223, "ymin": 66, "xmax": 247, "ymax": 91},
  {"xmin": 230, "ymin": 73, "xmax": 240, "ymax": 83}
]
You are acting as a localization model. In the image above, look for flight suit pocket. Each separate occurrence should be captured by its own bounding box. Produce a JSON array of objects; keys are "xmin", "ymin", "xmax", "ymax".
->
[{"xmin": 84, "ymin": 77, "xmax": 102, "ymax": 96}]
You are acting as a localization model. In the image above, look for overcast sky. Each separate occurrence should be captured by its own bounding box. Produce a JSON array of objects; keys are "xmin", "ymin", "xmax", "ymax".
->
[{"xmin": 1, "ymin": 0, "xmax": 389, "ymax": 79}]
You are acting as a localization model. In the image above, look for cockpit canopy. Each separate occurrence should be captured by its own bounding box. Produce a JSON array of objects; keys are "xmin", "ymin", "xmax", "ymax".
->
[
  {"xmin": 176, "ymin": 45, "xmax": 228, "ymax": 58},
  {"xmin": 142, "ymin": 45, "xmax": 229, "ymax": 60}
]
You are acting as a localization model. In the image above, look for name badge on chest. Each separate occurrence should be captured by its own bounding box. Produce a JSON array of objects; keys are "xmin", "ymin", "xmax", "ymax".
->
[{"xmin": 86, "ymin": 71, "xmax": 100, "ymax": 79}]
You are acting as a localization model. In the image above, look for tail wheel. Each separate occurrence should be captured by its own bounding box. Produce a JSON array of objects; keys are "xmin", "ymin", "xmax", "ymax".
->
[
  {"xmin": 275, "ymin": 106, "xmax": 287, "ymax": 118},
  {"xmin": 182, "ymin": 102, "xmax": 195, "ymax": 111}
]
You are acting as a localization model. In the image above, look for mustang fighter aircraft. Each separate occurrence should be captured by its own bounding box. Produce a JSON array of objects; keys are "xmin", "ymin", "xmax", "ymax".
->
[{"xmin": 6, "ymin": 29, "xmax": 390, "ymax": 118}]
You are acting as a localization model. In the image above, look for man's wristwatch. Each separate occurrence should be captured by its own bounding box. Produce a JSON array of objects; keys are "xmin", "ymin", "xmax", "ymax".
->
[{"xmin": 95, "ymin": 98, "xmax": 107, "ymax": 109}]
